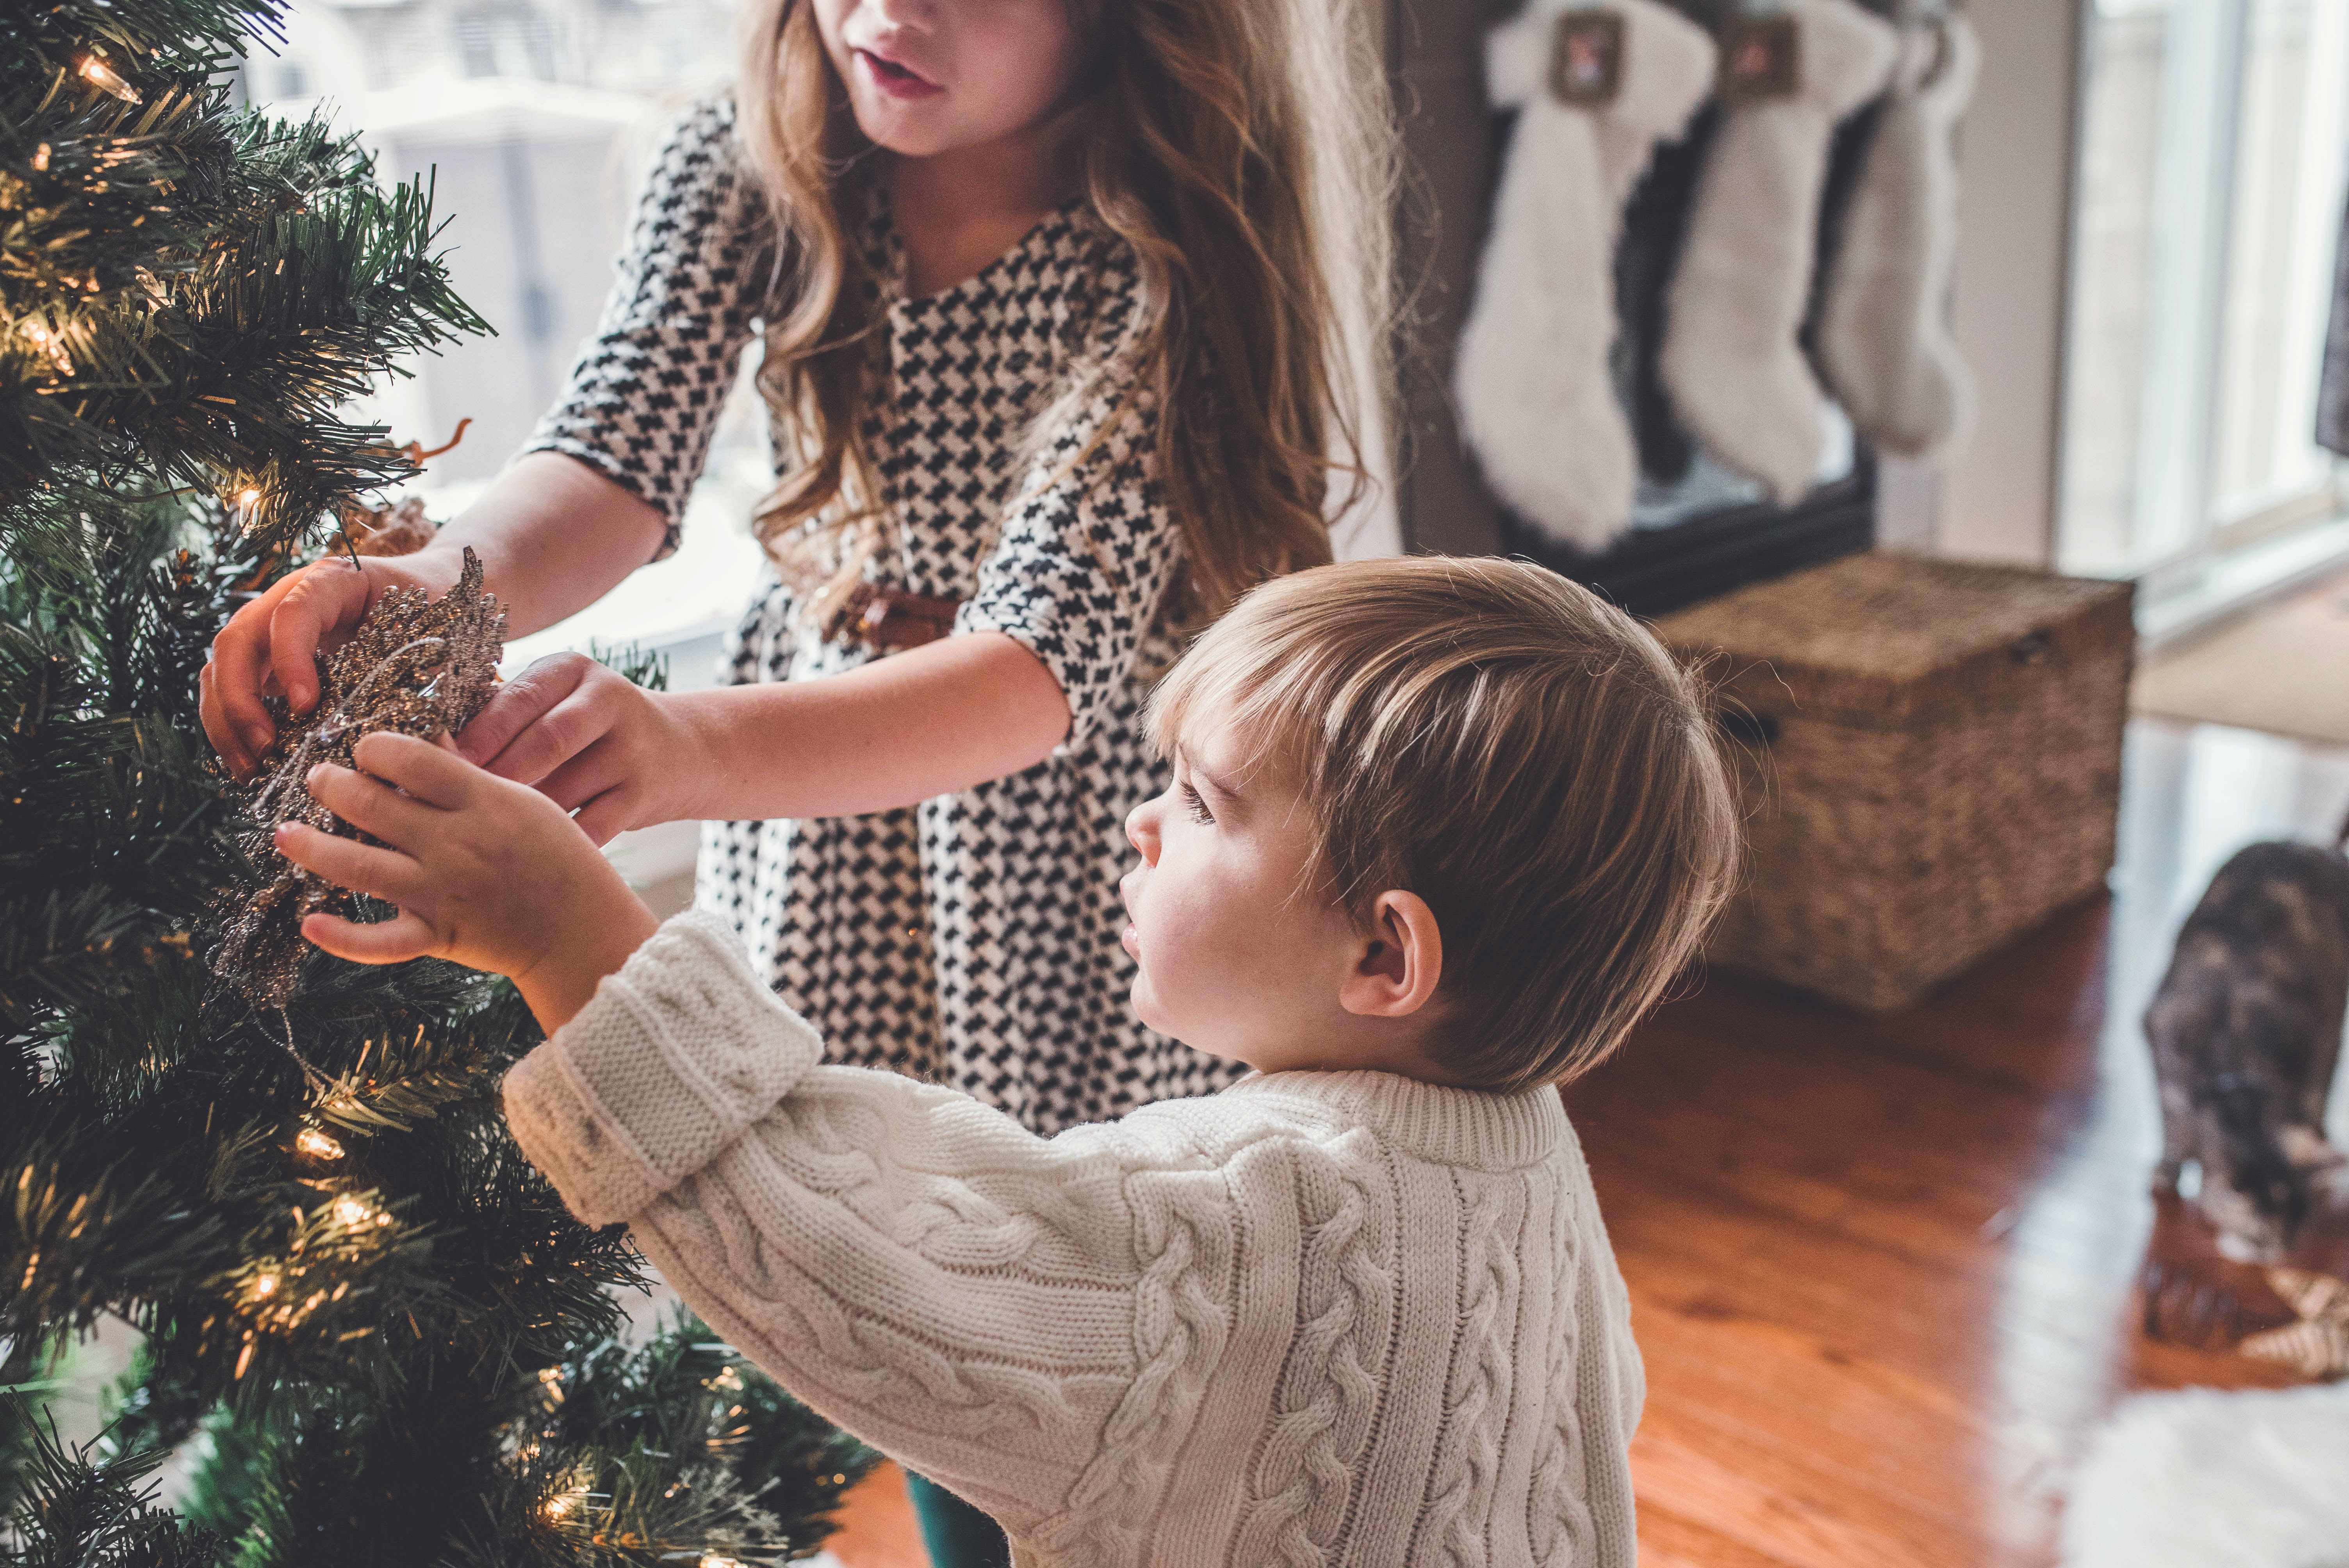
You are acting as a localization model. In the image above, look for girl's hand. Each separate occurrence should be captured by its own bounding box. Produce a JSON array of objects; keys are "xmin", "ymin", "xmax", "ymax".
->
[
  {"xmin": 454, "ymin": 652, "xmax": 701, "ymax": 846},
  {"xmin": 275, "ymin": 731, "xmax": 659, "ymax": 1032},
  {"xmin": 201, "ymin": 551, "xmax": 467, "ymax": 778}
]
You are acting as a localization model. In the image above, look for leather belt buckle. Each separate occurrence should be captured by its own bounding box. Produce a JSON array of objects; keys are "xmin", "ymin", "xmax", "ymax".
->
[{"xmin": 824, "ymin": 582, "xmax": 960, "ymax": 651}]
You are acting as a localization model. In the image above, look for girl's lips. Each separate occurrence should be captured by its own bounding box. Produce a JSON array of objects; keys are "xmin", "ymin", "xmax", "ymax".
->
[
  {"xmin": 854, "ymin": 47, "xmax": 944, "ymax": 101},
  {"xmin": 1120, "ymin": 923, "xmax": 1139, "ymax": 957}
]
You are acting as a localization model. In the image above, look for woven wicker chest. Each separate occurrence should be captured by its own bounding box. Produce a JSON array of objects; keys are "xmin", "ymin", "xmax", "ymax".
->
[{"xmin": 1655, "ymin": 552, "xmax": 2136, "ymax": 1011}]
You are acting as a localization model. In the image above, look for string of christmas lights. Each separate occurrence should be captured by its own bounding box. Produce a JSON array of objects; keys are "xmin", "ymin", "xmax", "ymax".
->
[{"xmin": 3, "ymin": 4, "xmax": 874, "ymax": 1559}]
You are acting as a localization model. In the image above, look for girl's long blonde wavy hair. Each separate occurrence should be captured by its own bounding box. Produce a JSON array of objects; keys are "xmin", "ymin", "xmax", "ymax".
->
[{"xmin": 734, "ymin": 0, "xmax": 1395, "ymax": 627}]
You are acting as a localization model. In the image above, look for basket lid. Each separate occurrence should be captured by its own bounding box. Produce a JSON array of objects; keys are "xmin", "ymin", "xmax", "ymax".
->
[{"xmin": 1654, "ymin": 552, "xmax": 2133, "ymax": 723}]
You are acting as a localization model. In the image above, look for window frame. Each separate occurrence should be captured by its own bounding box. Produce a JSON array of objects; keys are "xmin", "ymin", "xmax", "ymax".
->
[{"xmin": 2059, "ymin": 0, "xmax": 2349, "ymax": 616}]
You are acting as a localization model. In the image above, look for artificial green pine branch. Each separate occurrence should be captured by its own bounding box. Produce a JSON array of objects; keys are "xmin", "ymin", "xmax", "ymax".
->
[
  {"xmin": 1, "ymin": 0, "xmax": 286, "ymax": 91},
  {"xmin": 5, "ymin": 105, "xmax": 490, "ymax": 536},
  {"xmin": 2, "ymin": 1, "xmax": 865, "ymax": 1558},
  {"xmin": 447, "ymin": 1312, "xmax": 879, "ymax": 1568},
  {"xmin": 0, "ymin": 1397, "xmax": 223, "ymax": 1568}
]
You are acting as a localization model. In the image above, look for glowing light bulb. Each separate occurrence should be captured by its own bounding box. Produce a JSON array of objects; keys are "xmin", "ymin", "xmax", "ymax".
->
[
  {"xmin": 238, "ymin": 488, "xmax": 260, "ymax": 508},
  {"xmin": 701, "ymin": 1556, "xmax": 748, "ymax": 1568},
  {"xmin": 21, "ymin": 322, "xmax": 72, "ymax": 374},
  {"xmin": 332, "ymin": 1195, "xmax": 371, "ymax": 1228},
  {"xmin": 78, "ymin": 55, "xmax": 142, "ymax": 103},
  {"xmin": 253, "ymin": 1273, "xmax": 278, "ymax": 1296},
  {"xmin": 295, "ymin": 1128, "xmax": 344, "ymax": 1161},
  {"xmin": 542, "ymin": 1490, "xmax": 581, "ymax": 1520}
]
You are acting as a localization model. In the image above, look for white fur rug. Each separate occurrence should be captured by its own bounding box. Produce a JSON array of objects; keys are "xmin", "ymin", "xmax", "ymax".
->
[{"xmin": 2060, "ymin": 1384, "xmax": 2349, "ymax": 1568}]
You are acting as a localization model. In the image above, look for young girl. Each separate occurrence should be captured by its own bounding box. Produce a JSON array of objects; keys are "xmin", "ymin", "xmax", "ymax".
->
[{"xmin": 203, "ymin": 0, "xmax": 1391, "ymax": 1554}]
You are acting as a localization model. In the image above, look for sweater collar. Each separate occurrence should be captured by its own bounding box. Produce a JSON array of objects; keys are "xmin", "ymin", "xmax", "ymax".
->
[{"xmin": 1218, "ymin": 1069, "xmax": 1564, "ymax": 1171}]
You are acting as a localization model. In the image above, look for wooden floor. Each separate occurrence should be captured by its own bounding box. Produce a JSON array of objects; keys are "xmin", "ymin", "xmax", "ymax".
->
[{"xmin": 827, "ymin": 716, "xmax": 2349, "ymax": 1568}]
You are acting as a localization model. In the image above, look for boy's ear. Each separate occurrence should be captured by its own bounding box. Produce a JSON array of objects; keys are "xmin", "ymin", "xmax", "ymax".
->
[{"xmin": 1340, "ymin": 890, "xmax": 1444, "ymax": 1019}]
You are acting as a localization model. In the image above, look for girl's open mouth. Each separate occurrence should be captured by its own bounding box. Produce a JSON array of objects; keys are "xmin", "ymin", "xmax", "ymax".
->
[{"xmin": 855, "ymin": 48, "xmax": 943, "ymax": 101}]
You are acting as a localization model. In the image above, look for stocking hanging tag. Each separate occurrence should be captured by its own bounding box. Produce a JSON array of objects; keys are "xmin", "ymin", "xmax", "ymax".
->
[
  {"xmin": 1549, "ymin": 9, "xmax": 1627, "ymax": 106},
  {"xmin": 1718, "ymin": 12, "xmax": 1802, "ymax": 104}
]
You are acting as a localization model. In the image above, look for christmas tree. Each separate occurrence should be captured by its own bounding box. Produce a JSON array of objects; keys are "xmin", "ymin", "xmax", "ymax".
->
[{"xmin": 1, "ymin": 3, "xmax": 872, "ymax": 1561}]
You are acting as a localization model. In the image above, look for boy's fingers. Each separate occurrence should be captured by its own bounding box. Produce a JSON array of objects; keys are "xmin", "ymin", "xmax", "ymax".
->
[
  {"xmin": 304, "ymin": 761, "xmax": 438, "ymax": 850},
  {"xmin": 274, "ymin": 821, "xmax": 423, "ymax": 907},
  {"xmin": 301, "ymin": 910, "xmax": 437, "ymax": 966},
  {"xmin": 349, "ymin": 730, "xmax": 479, "ymax": 810}
]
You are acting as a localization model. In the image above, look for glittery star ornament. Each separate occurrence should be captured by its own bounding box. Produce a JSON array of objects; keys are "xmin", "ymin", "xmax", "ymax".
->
[
  {"xmin": 2241, "ymin": 1268, "xmax": 2349, "ymax": 1380},
  {"xmin": 213, "ymin": 547, "xmax": 506, "ymax": 1007}
]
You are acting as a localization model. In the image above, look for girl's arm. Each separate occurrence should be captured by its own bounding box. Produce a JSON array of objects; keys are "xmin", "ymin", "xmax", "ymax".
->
[
  {"xmin": 200, "ymin": 455, "xmax": 668, "ymax": 775},
  {"xmin": 452, "ymin": 631, "xmax": 1070, "ymax": 841},
  {"xmin": 464, "ymin": 361, "xmax": 1183, "ymax": 839},
  {"xmin": 204, "ymin": 95, "xmax": 763, "ymax": 775}
]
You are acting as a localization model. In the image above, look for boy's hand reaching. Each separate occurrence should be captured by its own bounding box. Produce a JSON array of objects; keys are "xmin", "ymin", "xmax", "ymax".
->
[{"xmin": 274, "ymin": 731, "xmax": 659, "ymax": 1032}]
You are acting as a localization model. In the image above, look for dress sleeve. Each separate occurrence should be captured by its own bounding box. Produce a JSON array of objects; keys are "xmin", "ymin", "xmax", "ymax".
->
[
  {"xmin": 522, "ymin": 96, "xmax": 768, "ymax": 559},
  {"xmin": 501, "ymin": 911, "xmax": 1237, "ymax": 1536},
  {"xmin": 953, "ymin": 354, "xmax": 1183, "ymax": 749}
]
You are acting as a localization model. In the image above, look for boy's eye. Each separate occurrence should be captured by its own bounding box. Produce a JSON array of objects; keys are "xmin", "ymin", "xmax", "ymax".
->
[{"xmin": 1180, "ymin": 781, "xmax": 1214, "ymax": 825}]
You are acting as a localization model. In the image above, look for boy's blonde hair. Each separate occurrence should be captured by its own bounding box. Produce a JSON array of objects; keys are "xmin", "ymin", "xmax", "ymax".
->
[
  {"xmin": 1148, "ymin": 557, "xmax": 1740, "ymax": 1092},
  {"xmin": 734, "ymin": 0, "xmax": 1396, "ymax": 628}
]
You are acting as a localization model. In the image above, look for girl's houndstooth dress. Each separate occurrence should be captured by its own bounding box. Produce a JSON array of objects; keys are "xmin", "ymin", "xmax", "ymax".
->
[{"xmin": 526, "ymin": 97, "xmax": 1238, "ymax": 1135}]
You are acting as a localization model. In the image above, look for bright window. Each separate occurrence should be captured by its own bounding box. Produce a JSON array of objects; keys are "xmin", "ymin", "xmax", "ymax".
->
[
  {"xmin": 241, "ymin": 1, "xmax": 774, "ymax": 897},
  {"xmin": 2058, "ymin": 0, "xmax": 2349, "ymax": 582},
  {"xmin": 239, "ymin": 0, "xmax": 771, "ymax": 679}
]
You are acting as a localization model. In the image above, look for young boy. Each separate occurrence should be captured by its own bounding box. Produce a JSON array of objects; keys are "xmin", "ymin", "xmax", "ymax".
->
[{"xmin": 277, "ymin": 556, "xmax": 1738, "ymax": 1566}]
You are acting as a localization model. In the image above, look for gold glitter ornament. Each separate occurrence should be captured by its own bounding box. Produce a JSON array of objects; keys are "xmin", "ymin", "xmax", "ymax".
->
[{"xmin": 213, "ymin": 547, "xmax": 506, "ymax": 1009}]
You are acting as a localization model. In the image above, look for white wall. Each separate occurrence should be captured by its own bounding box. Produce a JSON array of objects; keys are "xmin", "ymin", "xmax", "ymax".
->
[{"xmin": 1896, "ymin": 0, "xmax": 2086, "ymax": 567}]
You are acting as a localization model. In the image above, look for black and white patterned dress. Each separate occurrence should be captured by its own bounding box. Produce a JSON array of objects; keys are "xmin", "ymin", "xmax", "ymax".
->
[{"xmin": 527, "ymin": 97, "xmax": 1240, "ymax": 1135}]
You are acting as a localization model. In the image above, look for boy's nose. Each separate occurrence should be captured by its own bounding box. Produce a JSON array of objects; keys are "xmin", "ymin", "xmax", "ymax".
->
[{"xmin": 1125, "ymin": 798, "xmax": 1160, "ymax": 865}]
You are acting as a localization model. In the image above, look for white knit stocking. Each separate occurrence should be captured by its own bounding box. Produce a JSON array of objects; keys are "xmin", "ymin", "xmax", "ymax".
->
[
  {"xmin": 1658, "ymin": 0, "xmax": 1897, "ymax": 504},
  {"xmin": 1817, "ymin": 12, "xmax": 1980, "ymax": 462},
  {"xmin": 1455, "ymin": 0, "xmax": 1717, "ymax": 552}
]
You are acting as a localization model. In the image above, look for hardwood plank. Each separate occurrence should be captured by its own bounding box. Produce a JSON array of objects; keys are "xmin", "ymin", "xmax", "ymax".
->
[
  {"xmin": 1573, "ymin": 720, "xmax": 2349, "ymax": 1568},
  {"xmin": 1630, "ymin": 1417, "xmax": 1976, "ymax": 1568},
  {"xmin": 1638, "ymin": 1498, "xmax": 1816, "ymax": 1568},
  {"xmin": 826, "ymin": 1461, "xmax": 926, "ymax": 1568}
]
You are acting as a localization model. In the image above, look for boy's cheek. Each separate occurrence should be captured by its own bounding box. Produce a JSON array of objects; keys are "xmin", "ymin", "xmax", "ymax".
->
[
  {"xmin": 1133, "ymin": 925, "xmax": 1219, "ymax": 1038},
  {"xmin": 1127, "ymin": 973, "xmax": 1167, "ymax": 1034}
]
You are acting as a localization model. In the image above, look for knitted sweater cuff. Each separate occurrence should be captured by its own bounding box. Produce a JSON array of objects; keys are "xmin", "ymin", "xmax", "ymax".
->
[{"xmin": 503, "ymin": 910, "xmax": 822, "ymax": 1226}]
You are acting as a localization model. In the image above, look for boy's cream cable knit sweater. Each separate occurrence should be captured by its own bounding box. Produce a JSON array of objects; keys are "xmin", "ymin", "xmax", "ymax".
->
[{"xmin": 503, "ymin": 912, "xmax": 1644, "ymax": 1567}]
